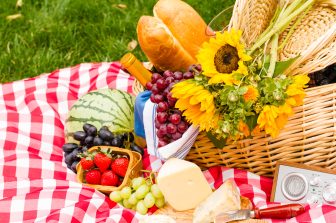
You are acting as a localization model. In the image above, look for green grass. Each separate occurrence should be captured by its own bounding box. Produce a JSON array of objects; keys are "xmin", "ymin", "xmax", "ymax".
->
[{"xmin": 0, "ymin": 0, "xmax": 234, "ymax": 83}]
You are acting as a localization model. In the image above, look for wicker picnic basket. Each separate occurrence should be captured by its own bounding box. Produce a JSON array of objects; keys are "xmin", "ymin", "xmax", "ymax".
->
[
  {"xmin": 133, "ymin": 0, "xmax": 336, "ymax": 178},
  {"xmin": 186, "ymin": 0, "xmax": 336, "ymax": 177}
]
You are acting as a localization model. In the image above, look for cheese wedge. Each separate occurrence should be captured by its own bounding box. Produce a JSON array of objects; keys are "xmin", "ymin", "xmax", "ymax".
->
[
  {"xmin": 157, "ymin": 158, "xmax": 212, "ymax": 211},
  {"xmin": 193, "ymin": 180, "xmax": 241, "ymax": 223}
]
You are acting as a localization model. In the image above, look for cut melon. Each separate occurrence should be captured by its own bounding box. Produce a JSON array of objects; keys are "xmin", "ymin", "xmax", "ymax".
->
[{"xmin": 65, "ymin": 89, "xmax": 135, "ymax": 142}]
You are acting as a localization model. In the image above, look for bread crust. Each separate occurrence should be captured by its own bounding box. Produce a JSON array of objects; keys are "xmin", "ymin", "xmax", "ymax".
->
[{"xmin": 136, "ymin": 0, "xmax": 209, "ymax": 71}]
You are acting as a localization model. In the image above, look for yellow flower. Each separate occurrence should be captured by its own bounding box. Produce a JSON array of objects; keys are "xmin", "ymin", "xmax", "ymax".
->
[
  {"xmin": 171, "ymin": 79, "xmax": 218, "ymax": 131},
  {"xmin": 257, "ymin": 105, "xmax": 280, "ymax": 137},
  {"xmin": 286, "ymin": 74, "xmax": 310, "ymax": 106},
  {"xmin": 243, "ymin": 86, "xmax": 259, "ymax": 102},
  {"xmin": 196, "ymin": 29, "xmax": 252, "ymax": 85}
]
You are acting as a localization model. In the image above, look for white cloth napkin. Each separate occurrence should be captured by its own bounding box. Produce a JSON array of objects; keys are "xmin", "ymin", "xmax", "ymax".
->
[{"xmin": 143, "ymin": 100, "xmax": 199, "ymax": 161}]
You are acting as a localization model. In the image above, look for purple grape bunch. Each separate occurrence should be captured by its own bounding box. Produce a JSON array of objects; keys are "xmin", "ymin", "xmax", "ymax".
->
[{"xmin": 145, "ymin": 64, "xmax": 201, "ymax": 147}]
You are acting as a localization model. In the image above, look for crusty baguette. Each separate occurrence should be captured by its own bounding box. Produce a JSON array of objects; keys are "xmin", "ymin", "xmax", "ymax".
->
[
  {"xmin": 137, "ymin": 16, "xmax": 196, "ymax": 72},
  {"xmin": 137, "ymin": 0, "xmax": 209, "ymax": 71},
  {"xmin": 153, "ymin": 0, "xmax": 209, "ymax": 60}
]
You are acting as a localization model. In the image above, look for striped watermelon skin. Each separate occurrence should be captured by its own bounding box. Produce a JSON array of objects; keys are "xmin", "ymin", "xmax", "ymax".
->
[{"xmin": 65, "ymin": 89, "xmax": 135, "ymax": 142}]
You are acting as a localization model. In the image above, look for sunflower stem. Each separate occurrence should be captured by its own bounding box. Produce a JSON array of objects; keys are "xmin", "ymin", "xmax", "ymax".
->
[
  {"xmin": 267, "ymin": 33, "xmax": 279, "ymax": 77},
  {"xmin": 249, "ymin": 0, "xmax": 315, "ymax": 54}
]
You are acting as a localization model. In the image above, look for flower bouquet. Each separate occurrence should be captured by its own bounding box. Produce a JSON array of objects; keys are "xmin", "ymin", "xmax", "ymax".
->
[
  {"xmin": 133, "ymin": 0, "xmax": 336, "ymax": 176},
  {"xmin": 181, "ymin": 0, "xmax": 336, "ymax": 176}
]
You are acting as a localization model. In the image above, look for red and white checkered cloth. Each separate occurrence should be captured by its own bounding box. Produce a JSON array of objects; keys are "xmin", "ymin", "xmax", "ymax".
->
[{"xmin": 0, "ymin": 62, "xmax": 335, "ymax": 223}]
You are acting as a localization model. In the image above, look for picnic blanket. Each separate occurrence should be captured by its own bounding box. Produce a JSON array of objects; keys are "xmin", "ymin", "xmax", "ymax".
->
[{"xmin": 0, "ymin": 62, "xmax": 335, "ymax": 223}]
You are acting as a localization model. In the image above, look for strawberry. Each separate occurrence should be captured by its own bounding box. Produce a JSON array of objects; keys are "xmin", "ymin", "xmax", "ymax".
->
[
  {"xmin": 80, "ymin": 157, "xmax": 94, "ymax": 170},
  {"xmin": 101, "ymin": 170, "xmax": 119, "ymax": 186},
  {"xmin": 94, "ymin": 152, "xmax": 112, "ymax": 172},
  {"xmin": 111, "ymin": 157, "xmax": 129, "ymax": 177},
  {"xmin": 85, "ymin": 169, "xmax": 101, "ymax": 184}
]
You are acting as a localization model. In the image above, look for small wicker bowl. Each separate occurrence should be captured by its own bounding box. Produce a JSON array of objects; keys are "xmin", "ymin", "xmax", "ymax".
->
[{"xmin": 76, "ymin": 146, "xmax": 143, "ymax": 194}]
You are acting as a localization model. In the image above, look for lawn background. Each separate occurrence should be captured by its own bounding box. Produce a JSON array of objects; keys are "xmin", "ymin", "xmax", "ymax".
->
[{"xmin": 0, "ymin": 0, "xmax": 235, "ymax": 83}]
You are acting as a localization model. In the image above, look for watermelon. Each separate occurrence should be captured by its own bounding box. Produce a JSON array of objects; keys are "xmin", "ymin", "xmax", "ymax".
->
[{"xmin": 65, "ymin": 89, "xmax": 135, "ymax": 142}]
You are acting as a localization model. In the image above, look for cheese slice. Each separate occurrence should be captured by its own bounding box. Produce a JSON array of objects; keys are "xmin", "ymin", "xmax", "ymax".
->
[
  {"xmin": 157, "ymin": 158, "xmax": 212, "ymax": 211},
  {"xmin": 193, "ymin": 180, "xmax": 241, "ymax": 223}
]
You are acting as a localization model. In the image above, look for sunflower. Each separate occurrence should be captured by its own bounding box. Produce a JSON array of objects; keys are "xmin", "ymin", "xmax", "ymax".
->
[
  {"xmin": 196, "ymin": 29, "xmax": 252, "ymax": 85},
  {"xmin": 171, "ymin": 79, "xmax": 219, "ymax": 131}
]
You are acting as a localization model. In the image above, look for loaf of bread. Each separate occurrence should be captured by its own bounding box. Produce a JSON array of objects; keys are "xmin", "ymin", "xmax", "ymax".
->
[
  {"xmin": 193, "ymin": 180, "xmax": 242, "ymax": 223},
  {"xmin": 137, "ymin": 0, "xmax": 209, "ymax": 71}
]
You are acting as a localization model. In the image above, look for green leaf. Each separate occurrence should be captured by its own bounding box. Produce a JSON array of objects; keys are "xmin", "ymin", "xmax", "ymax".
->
[
  {"xmin": 273, "ymin": 56, "xmax": 299, "ymax": 76},
  {"xmin": 245, "ymin": 115, "xmax": 258, "ymax": 132},
  {"xmin": 206, "ymin": 132, "xmax": 227, "ymax": 148}
]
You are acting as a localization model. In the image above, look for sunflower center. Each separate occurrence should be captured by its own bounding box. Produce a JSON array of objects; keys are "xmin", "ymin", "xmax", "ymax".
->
[{"xmin": 214, "ymin": 44, "xmax": 239, "ymax": 74}]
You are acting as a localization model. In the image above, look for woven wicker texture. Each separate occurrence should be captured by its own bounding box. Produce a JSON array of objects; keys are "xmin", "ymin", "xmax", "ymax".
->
[
  {"xmin": 185, "ymin": 83, "xmax": 336, "ymax": 177},
  {"xmin": 229, "ymin": 0, "xmax": 278, "ymax": 47},
  {"xmin": 279, "ymin": 4, "xmax": 336, "ymax": 75}
]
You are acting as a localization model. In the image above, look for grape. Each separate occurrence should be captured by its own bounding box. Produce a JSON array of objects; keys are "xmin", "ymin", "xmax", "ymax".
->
[
  {"xmin": 71, "ymin": 161, "xmax": 79, "ymax": 173},
  {"xmin": 111, "ymin": 138, "xmax": 123, "ymax": 147},
  {"xmin": 151, "ymin": 84, "xmax": 159, "ymax": 94},
  {"xmin": 93, "ymin": 136, "xmax": 103, "ymax": 146},
  {"xmin": 122, "ymin": 132, "xmax": 134, "ymax": 142},
  {"xmin": 65, "ymin": 153, "xmax": 75, "ymax": 165},
  {"xmin": 151, "ymin": 73, "xmax": 161, "ymax": 83},
  {"xmin": 136, "ymin": 200, "xmax": 148, "ymax": 215},
  {"xmin": 172, "ymin": 132, "xmax": 182, "ymax": 140},
  {"xmin": 177, "ymin": 121, "xmax": 188, "ymax": 133},
  {"xmin": 168, "ymin": 96, "xmax": 177, "ymax": 107},
  {"xmin": 128, "ymin": 193, "xmax": 138, "ymax": 205},
  {"xmin": 87, "ymin": 126, "xmax": 97, "ymax": 136},
  {"xmin": 157, "ymin": 102, "xmax": 168, "ymax": 112},
  {"xmin": 151, "ymin": 184, "xmax": 163, "ymax": 198},
  {"xmin": 173, "ymin": 71, "xmax": 183, "ymax": 80},
  {"xmin": 156, "ymin": 78, "xmax": 167, "ymax": 90},
  {"xmin": 183, "ymin": 71, "xmax": 194, "ymax": 79},
  {"xmin": 135, "ymin": 184, "xmax": 149, "ymax": 199},
  {"xmin": 132, "ymin": 177, "xmax": 146, "ymax": 190},
  {"xmin": 155, "ymin": 197, "xmax": 165, "ymax": 208},
  {"xmin": 144, "ymin": 192, "xmax": 155, "ymax": 208},
  {"xmin": 103, "ymin": 141, "xmax": 111, "ymax": 146},
  {"xmin": 164, "ymin": 76, "xmax": 175, "ymax": 86},
  {"xmin": 84, "ymin": 136, "xmax": 94, "ymax": 145},
  {"xmin": 145, "ymin": 82, "xmax": 153, "ymax": 90},
  {"xmin": 83, "ymin": 123, "xmax": 94, "ymax": 133},
  {"xmin": 74, "ymin": 131, "xmax": 86, "ymax": 142},
  {"xmin": 155, "ymin": 119, "xmax": 161, "ymax": 129},
  {"xmin": 166, "ymin": 123, "xmax": 177, "ymax": 134},
  {"xmin": 158, "ymin": 140, "xmax": 168, "ymax": 147},
  {"xmin": 158, "ymin": 124, "xmax": 167, "ymax": 136},
  {"xmin": 150, "ymin": 94, "xmax": 157, "ymax": 103},
  {"xmin": 123, "ymin": 198, "xmax": 133, "ymax": 209},
  {"xmin": 98, "ymin": 129, "xmax": 114, "ymax": 141},
  {"xmin": 130, "ymin": 143, "xmax": 144, "ymax": 156},
  {"xmin": 110, "ymin": 191, "xmax": 122, "ymax": 202},
  {"xmin": 154, "ymin": 94, "xmax": 164, "ymax": 103},
  {"xmin": 163, "ymin": 70, "xmax": 173, "ymax": 78},
  {"xmin": 100, "ymin": 126, "xmax": 109, "ymax": 131},
  {"xmin": 121, "ymin": 186, "xmax": 132, "ymax": 199},
  {"xmin": 195, "ymin": 64, "xmax": 202, "ymax": 72},
  {"xmin": 62, "ymin": 143, "xmax": 78, "ymax": 153},
  {"xmin": 157, "ymin": 112, "xmax": 168, "ymax": 123},
  {"xmin": 169, "ymin": 113, "xmax": 181, "ymax": 125}
]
